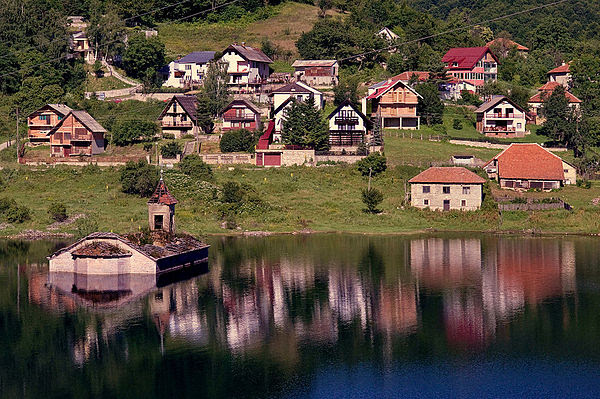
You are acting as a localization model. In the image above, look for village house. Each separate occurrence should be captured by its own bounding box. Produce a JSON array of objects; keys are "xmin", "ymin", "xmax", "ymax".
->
[
  {"xmin": 409, "ymin": 167, "xmax": 486, "ymax": 211},
  {"xmin": 271, "ymin": 82, "xmax": 324, "ymax": 141},
  {"xmin": 48, "ymin": 110, "xmax": 106, "ymax": 157},
  {"xmin": 439, "ymin": 77, "xmax": 478, "ymax": 101},
  {"xmin": 362, "ymin": 76, "xmax": 421, "ymax": 129},
  {"xmin": 220, "ymin": 43, "xmax": 273, "ymax": 92},
  {"xmin": 327, "ymin": 99, "xmax": 371, "ymax": 149},
  {"xmin": 547, "ymin": 62, "xmax": 572, "ymax": 87},
  {"xmin": 527, "ymin": 81, "xmax": 581, "ymax": 125},
  {"xmin": 157, "ymin": 95, "xmax": 199, "ymax": 138},
  {"xmin": 220, "ymin": 99, "xmax": 262, "ymax": 132},
  {"xmin": 441, "ymin": 47, "xmax": 499, "ymax": 89},
  {"xmin": 377, "ymin": 27, "xmax": 400, "ymax": 43},
  {"xmin": 292, "ymin": 60, "xmax": 339, "ymax": 87},
  {"xmin": 27, "ymin": 104, "xmax": 73, "ymax": 144},
  {"xmin": 483, "ymin": 143, "xmax": 576, "ymax": 190},
  {"xmin": 475, "ymin": 95, "xmax": 527, "ymax": 137},
  {"xmin": 161, "ymin": 51, "xmax": 215, "ymax": 89},
  {"xmin": 69, "ymin": 31, "xmax": 95, "ymax": 64},
  {"xmin": 486, "ymin": 38, "xmax": 529, "ymax": 58},
  {"xmin": 67, "ymin": 16, "xmax": 88, "ymax": 30},
  {"xmin": 255, "ymin": 120, "xmax": 316, "ymax": 167}
]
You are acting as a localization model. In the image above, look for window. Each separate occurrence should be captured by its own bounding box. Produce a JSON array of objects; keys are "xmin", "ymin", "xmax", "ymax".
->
[
  {"xmin": 185, "ymin": 64, "xmax": 191, "ymax": 70},
  {"xmin": 422, "ymin": 186, "xmax": 430, "ymax": 193},
  {"xmin": 423, "ymin": 199, "xmax": 429, "ymax": 206},
  {"xmin": 154, "ymin": 214, "xmax": 164, "ymax": 230},
  {"xmin": 443, "ymin": 186, "xmax": 450, "ymax": 194},
  {"xmin": 461, "ymin": 200, "xmax": 467, "ymax": 207},
  {"xmin": 564, "ymin": 169, "xmax": 569, "ymax": 173},
  {"xmin": 462, "ymin": 186, "xmax": 470, "ymax": 194},
  {"xmin": 58, "ymin": 116, "xmax": 62, "ymax": 120},
  {"xmin": 517, "ymin": 123, "xmax": 522, "ymax": 129}
]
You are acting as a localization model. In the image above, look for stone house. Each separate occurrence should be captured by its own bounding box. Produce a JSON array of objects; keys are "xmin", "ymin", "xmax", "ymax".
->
[
  {"xmin": 157, "ymin": 95, "xmax": 199, "ymax": 138},
  {"xmin": 547, "ymin": 62, "xmax": 572, "ymax": 87},
  {"xmin": 528, "ymin": 81, "xmax": 581, "ymax": 125},
  {"xmin": 362, "ymin": 77, "xmax": 422, "ymax": 129},
  {"xmin": 27, "ymin": 104, "xmax": 73, "ymax": 144},
  {"xmin": 483, "ymin": 143, "xmax": 576, "ymax": 190},
  {"xmin": 69, "ymin": 31, "xmax": 95, "ymax": 64},
  {"xmin": 409, "ymin": 167, "xmax": 486, "ymax": 211},
  {"xmin": 49, "ymin": 110, "xmax": 106, "ymax": 157},
  {"xmin": 486, "ymin": 38, "xmax": 529, "ymax": 58},
  {"xmin": 475, "ymin": 95, "xmax": 527, "ymax": 137}
]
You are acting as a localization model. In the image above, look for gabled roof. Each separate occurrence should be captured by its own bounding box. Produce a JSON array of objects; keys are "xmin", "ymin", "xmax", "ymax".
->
[
  {"xmin": 409, "ymin": 167, "xmax": 486, "ymax": 184},
  {"xmin": 148, "ymin": 177, "xmax": 178, "ymax": 205},
  {"xmin": 366, "ymin": 78, "xmax": 422, "ymax": 100},
  {"xmin": 528, "ymin": 85, "xmax": 581, "ymax": 104},
  {"xmin": 27, "ymin": 104, "xmax": 72, "ymax": 118},
  {"xmin": 272, "ymin": 96, "xmax": 297, "ymax": 117},
  {"xmin": 377, "ymin": 27, "xmax": 399, "ymax": 40},
  {"xmin": 226, "ymin": 44, "xmax": 273, "ymax": 63},
  {"xmin": 292, "ymin": 60, "xmax": 337, "ymax": 68},
  {"xmin": 158, "ymin": 95, "xmax": 198, "ymax": 121},
  {"xmin": 486, "ymin": 38, "xmax": 529, "ymax": 51},
  {"xmin": 221, "ymin": 99, "xmax": 261, "ymax": 115},
  {"xmin": 395, "ymin": 71, "xmax": 430, "ymax": 82},
  {"xmin": 442, "ymin": 47, "xmax": 498, "ymax": 69},
  {"xmin": 177, "ymin": 51, "xmax": 215, "ymax": 64},
  {"xmin": 484, "ymin": 143, "xmax": 566, "ymax": 181},
  {"xmin": 271, "ymin": 81, "xmax": 322, "ymax": 96},
  {"xmin": 256, "ymin": 120, "xmax": 275, "ymax": 150},
  {"xmin": 48, "ymin": 110, "xmax": 106, "ymax": 135},
  {"xmin": 476, "ymin": 95, "xmax": 525, "ymax": 113},
  {"xmin": 327, "ymin": 99, "xmax": 371, "ymax": 127},
  {"xmin": 548, "ymin": 62, "xmax": 571, "ymax": 74}
]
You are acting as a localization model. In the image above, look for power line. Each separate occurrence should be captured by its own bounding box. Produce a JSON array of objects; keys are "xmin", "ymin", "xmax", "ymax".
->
[{"xmin": 339, "ymin": 0, "xmax": 571, "ymax": 62}]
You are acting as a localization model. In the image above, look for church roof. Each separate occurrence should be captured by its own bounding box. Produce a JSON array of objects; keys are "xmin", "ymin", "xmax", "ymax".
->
[{"xmin": 148, "ymin": 177, "xmax": 178, "ymax": 205}]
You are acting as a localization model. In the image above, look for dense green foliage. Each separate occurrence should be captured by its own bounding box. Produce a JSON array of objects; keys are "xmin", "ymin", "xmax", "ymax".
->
[
  {"xmin": 161, "ymin": 141, "xmax": 182, "ymax": 158},
  {"xmin": 416, "ymin": 82, "xmax": 444, "ymax": 125},
  {"xmin": 0, "ymin": 198, "xmax": 31, "ymax": 223},
  {"xmin": 178, "ymin": 154, "xmax": 213, "ymax": 181},
  {"xmin": 112, "ymin": 119, "xmax": 158, "ymax": 146},
  {"xmin": 361, "ymin": 187, "xmax": 383, "ymax": 213},
  {"xmin": 120, "ymin": 160, "xmax": 159, "ymax": 196},
  {"xmin": 356, "ymin": 153, "xmax": 387, "ymax": 177},
  {"xmin": 281, "ymin": 98, "xmax": 329, "ymax": 150},
  {"xmin": 219, "ymin": 129, "xmax": 260, "ymax": 153},
  {"xmin": 123, "ymin": 34, "xmax": 165, "ymax": 82},
  {"xmin": 47, "ymin": 202, "xmax": 67, "ymax": 222}
]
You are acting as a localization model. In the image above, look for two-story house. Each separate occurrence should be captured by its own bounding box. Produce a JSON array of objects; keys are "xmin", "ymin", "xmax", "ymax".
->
[
  {"xmin": 327, "ymin": 99, "xmax": 372, "ymax": 149},
  {"xmin": 49, "ymin": 111, "xmax": 106, "ymax": 157},
  {"xmin": 409, "ymin": 167, "xmax": 486, "ymax": 211},
  {"xmin": 161, "ymin": 51, "xmax": 215, "ymax": 89},
  {"xmin": 547, "ymin": 62, "xmax": 571, "ymax": 87},
  {"xmin": 362, "ymin": 77, "xmax": 421, "ymax": 129},
  {"xmin": 27, "ymin": 104, "xmax": 73, "ymax": 144},
  {"xmin": 441, "ymin": 47, "xmax": 499, "ymax": 89},
  {"xmin": 475, "ymin": 96, "xmax": 527, "ymax": 137},
  {"xmin": 220, "ymin": 43, "xmax": 273, "ymax": 92},
  {"xmin": 527, "ymin": 81, "xmax": 581, "ymax": 125},
  {"xmin": 486, "ymin": 38, "xmax": 529, "ymax": 58},
  {"xmin": 271, "ymin": 82, "xmax": 324, "ymax": 141},
  {"xmin": 292, "ymin": 60, "xmax": 339, "ymax": 87},
  {"xmin": 220, "ymin": 99, "xmax": 262, "ymax": 132},
  {"xmin": 69, "ymin": 31, "xmax": 95, "ymax": 64},
  {"xmin": 157, "ymin": 95, "xmax": 199, "ymax": 138}
]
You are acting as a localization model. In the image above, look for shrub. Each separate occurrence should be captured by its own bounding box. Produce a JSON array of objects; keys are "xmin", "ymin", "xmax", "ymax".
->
[
  {"xmin": 577, "ymin": 179, "xmax": 592, "ymax": 189},
  {"xmin": 361, "ymin": 187, "xmax": 383, "ymax": 213},
  {"xmin": 82, "ymin": 163, "xmax": 101, "ymax": 174},
  {"xmin": 459, "ymin": 90, "xmax": 483, "ymax": 106},
  {"xmin": 48, "ymin": 202, "xmax": 68, "ymax": 222},
  {"xmin": 120, "ymin": 160, "xmax": 160, "ymax": 196},
  {"xmin": 160, "ymin": 141, "xmax": 182, "ymax": 158},
  {"xmin": 221, "ymin": 181, "xmax": 244, "ymax": 203},
  {"xmin": 356, "ymin": 142, "xmax": 368, "ymax": 156},
  {"xmin": 356, "ymin": 153, "xmax": 387, "ymax": 177},
  {"xmin": 112, "ymin": 119, "xmax": 158, "ymax": 146},
  {"xmin": 162, "ymin": 133, "xmax": 175, "ymax": 139},
  {"xmin": 452, "ymin": 118, "xmax": 463, "ymax": 130},
  {"xmin": 179, "ymin": 155, "xmax": 213, "ymax": 181},
  {"xmin": 510, "ymin": 197, "xmax": 528, "ymax": 204},
  {"xmin": 219, "ymin": 129, "xmax": 259, "ymax": 153},
  {"xmin": 75, "ymin": 217, "xmax": 98, "ymax": 238},
  {"xmin": 0, "ymin": 198, "xmax": 30, "ymax": 224}
]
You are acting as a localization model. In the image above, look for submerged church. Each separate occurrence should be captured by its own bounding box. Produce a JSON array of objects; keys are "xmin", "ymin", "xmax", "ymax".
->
[{"xmin": 48, "ymin": 176, "xmax": 209, "ymax": 275}]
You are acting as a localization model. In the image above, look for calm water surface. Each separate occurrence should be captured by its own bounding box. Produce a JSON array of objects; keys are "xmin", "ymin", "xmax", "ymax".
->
[{"xmin": 1, "ymin": 234, "xmax": 600, "ymax": 398}]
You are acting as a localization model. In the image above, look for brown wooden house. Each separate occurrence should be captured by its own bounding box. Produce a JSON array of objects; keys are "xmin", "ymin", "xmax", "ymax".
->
[
  {"xmin": 220, "ymin": 99, "xmax": 262, "ymax": 132},
  {"xmin": 49, "ymin": 110, "xmax": 106, "ymax": 157},
  {"xmin": 27, "ymin": 104, "xmax": 73, "ymax": 144},
  {"xmin": 362, "ymin": 78, "xmax": 422, "ymax": 129}
]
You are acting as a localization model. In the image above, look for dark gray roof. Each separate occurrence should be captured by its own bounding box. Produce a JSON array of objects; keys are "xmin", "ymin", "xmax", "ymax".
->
[
  {"xmin": 221, "ymin": 99, "xmax": 262, "ymax": 115},
  {"xmin": 158, "ymin": 95, "xmax": 198, "ymax": 122},
  {"xmin": 27, "ymin": 104, "xmax": 72, "ymax": 118},
  {"xmin": 327, "ymin": 99, "xmax": 372, "ymax": 128},
  {"xmin": 272, "ymin": 96, "xmax": 297, "ymax": 117},
  {"xmin": 271, "ymin": 82, "xmax": 313, "ymax": 94},
  {"xmin": 227, "ymin": 44, "xmax": 273, "ymax": 63},
  {"xmin": 70, "ymin": 110, "xmax": 107, "ymax": 133},
  {"xmin": 177, "ymin": 51, "xmax": 215, "ymax": 64},
  {"xmin": 476, "ymin": 95, "xmax": 524, "ymax": 113}
]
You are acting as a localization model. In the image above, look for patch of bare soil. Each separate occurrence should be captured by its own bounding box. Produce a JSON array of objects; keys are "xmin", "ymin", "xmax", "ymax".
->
[{"xmin": 47, "ymin": 213, "xmax": 85, "ymax": 231}]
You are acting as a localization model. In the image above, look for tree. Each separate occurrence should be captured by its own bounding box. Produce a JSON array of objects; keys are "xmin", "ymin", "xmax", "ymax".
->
[
  {"xmin": 415, "ymin": 82, "xmax": 443, "ymax": 125},
  {"xmin": 201, "ymin": 60, "xmax": 231, "ymax": 118},
  {"xmin": 112, "ymin": 120, "xmax": 157, "ymax": 146},
  {"xmin": 371, "ymin": 116, "xmax": 383, "ymax": 146},
  {"xmin": 87, "ymin": 7, "xmax": 126, "ymax": 61},
  {"xmin": 0, "ymin": 44, "xmax": 20, "ymax": 94},
  {"xmin": 220, "ymin": 129, "xmax": 260, "ymax": 153},
  {"xmin": 179, "ymin": 155, "xmax": 213, "ymax": 181},
  {"xmin": 161, "ymin": 142, "xmax": 182, "ymax": 158},
  {"xmin": 48, "ymin": 202, "xmax": 67, "ymax": 222},
  {"xmin": 123, "ymin": 34, "xmax": 165, "ymax": 80},
  {"xmin": 361, "ymin": 187, "xmax": 383, "ymax": 213},
  {"xmin": 195, "ymin": 94, "xmax": 216, "ymax": 134},
  {"xmin": 356, "ymin": 153, "xmax": 387, "ymax": 176},
  {"xmin": 281, "ymin": 98, "xmax": 329, "ymax": 150},
  {"xmin": 333, "ymin": 75, "xmax": 360, "ymax": 106},
  {"xmin": 538, "ymin": 86, "xmax": 584, "ymax": 157},
  {"xmin": 120, "ymin": 160, "xmax": 159, "ymax": 196},
  {"xmin": 571, "ymin": 54, "xmax": 600, "ymax": 117}
]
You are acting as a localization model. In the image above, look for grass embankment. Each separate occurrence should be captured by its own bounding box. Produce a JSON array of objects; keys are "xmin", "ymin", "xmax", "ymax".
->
[
  {"xmin": 85, "ymin": 73, "xmax": 133, "ymax": 92},
  {"xmin": 158, "ymin": 2, "xmax": 340, "ymax": 59},
  {"xmin": 0, "ymin": 135, "xmax": 597, "ymax": 237}
]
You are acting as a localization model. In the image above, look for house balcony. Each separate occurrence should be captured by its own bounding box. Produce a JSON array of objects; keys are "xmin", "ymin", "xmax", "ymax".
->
[
  {"xmin": 224, "ymin": 114, "xmax": 255, "ymax": 121},
  {"xmin": 70, "ymin": 135, "xmax": 91, "ymax": 141},
  {"xmin": 28, "ymin": 122, "xmax": 53, "ymax": 127},
  {"xmin": 484, "ymin": 126, "xmax": 516, "ymax": 132},
  {"xmin": 487, "ymin": 113, "xmax": 516, "ymax": 119},
  {"xmin": 334, "ymin": 116, "xmax": 359, "ymax": 125},
  {"xmin": 161, "ymin": 121, "xmax": 193, "ymax": 128}
]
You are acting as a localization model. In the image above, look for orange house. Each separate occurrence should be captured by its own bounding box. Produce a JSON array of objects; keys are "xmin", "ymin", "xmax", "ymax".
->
[
  {"xmin": 27, "ymin": 104, "xmax": 72, "ymax": 144},
  {"xmin": 362, "ymin": 78, "xmax": 422, "ymax": 129},
  {"xmin": 49, "ymin": 110, "xmax": 106, "ymax": 157}
]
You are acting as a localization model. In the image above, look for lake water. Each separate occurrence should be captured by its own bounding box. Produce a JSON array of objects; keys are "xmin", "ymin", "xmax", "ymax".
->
[{"xmin": 1, "ymin": 234, "xmax": 600, "ymax": 398}]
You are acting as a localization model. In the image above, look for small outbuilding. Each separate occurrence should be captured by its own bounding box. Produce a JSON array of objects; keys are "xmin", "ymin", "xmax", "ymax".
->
[{"xmin": 409, "ymin": 167, "xmax": 486, "ymax": 211}]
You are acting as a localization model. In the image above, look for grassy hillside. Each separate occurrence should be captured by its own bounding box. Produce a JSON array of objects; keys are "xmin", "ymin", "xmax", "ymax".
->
[{"xmin": 158, "ymin": 2, "xmax": 341, "ymax": 59}]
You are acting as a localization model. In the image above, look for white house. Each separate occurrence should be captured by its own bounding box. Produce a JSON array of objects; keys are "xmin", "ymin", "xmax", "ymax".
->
[
  {"xmin": 475, "ymin": 95, "xmax": 527, "ymax": 138},
  {"xmin": 161, "ymin": 51, "xmax": 215, "ymax": 89},
  {"xmin": 220, "ymin": 43, "xmax": 273, "ymax": 92},
  {"xmin": 270, "ymin": 82, "xmax": 324, "ymax": 141},
  {"xmin": 327, "ymin": 99, "xmax": 371, "ymax": 150},
  {"xmin": 377, "ymin": 27, "xmax": 399, "ymax": 42}
]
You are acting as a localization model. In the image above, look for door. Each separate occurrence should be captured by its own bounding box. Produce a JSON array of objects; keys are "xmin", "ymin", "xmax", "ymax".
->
[
  {"xmin": 63, "ymin": 146, "xmax": 71, "ymax": 157},
  {"xmin": 154, "ymin": 215, "xmax": 163, "ymax": 230},
  {"xmin": 264, "ymin": 153, "xmax": 281, "ymax": 166},
  {"xmin": 443, "ymin": 200, "xmax": 450, "ymax": 211},
  {"xmin": 256, "ymin": 153, "xmax": 263, "ymax": 166}
]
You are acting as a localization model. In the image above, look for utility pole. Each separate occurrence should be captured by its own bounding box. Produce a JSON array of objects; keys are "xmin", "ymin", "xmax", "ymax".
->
[
  {"xmin": 368, "ymin": 167, "xmax": 372, "ymax": 191},
  {"xmin": 16, "ymin": 107, "xmax": 19, "ymax": 163}
]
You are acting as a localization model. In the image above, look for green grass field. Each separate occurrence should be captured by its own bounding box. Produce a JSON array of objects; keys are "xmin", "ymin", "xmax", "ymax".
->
[{"xmin": 85, "ymin": 74, "xmax": 133, "ymax": 92}]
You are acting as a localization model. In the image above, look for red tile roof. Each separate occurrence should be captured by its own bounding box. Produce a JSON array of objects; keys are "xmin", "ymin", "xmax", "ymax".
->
[
  {"xmin": 366, "ymin": 78, "xmax": 421, "ymax": 100},
  {"xmin": 256, "ymin": 120, "xmax": 274, "ymax": 150},
  {"xmin": 409, "ymin": 167, "xmax": 486, "ymax": 184},
  {"xmin": 548, "ymin": 62, "xmax": 570, "ymax": 74},
  {"xmin": 442, "ymin": 47, "xmax": 498, "ymax": 69},
  {"xmin": 486, "ymin": 38, "xmax": 529, "ymax": 51},
  {"xmin": 485, "ymin": 144, "xmax": 565, "ymax": 181},
  {"xmin": 395, "ymin": 71, "xmax": 430, "ymax": 82},
  {"xmin": 528, "ymin": 84, "xmax": 582, "ymax": 104},
  {"xmin": 148, "ymin": 178, "xmax": 178, "ymax": 205}
]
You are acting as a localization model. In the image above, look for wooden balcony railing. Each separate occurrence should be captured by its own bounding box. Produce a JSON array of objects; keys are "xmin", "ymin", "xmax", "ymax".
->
[
  {"xmin": 334, "ymin": 116, "xmax": 359, "ymax": 125},
  {"xmin": 161, "ymin": 121, "xmax": 193, "ymax": 127}
]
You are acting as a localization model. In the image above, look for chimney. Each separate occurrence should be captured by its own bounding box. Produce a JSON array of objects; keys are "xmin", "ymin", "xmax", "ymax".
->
[{"xmin": 241, "ymin": 41, "xmax": 246, "ymax": 47}]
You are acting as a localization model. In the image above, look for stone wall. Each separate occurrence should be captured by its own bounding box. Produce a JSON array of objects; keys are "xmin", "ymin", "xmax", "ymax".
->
[
  {"xmin": 315, "ymin": 154, "xmax": 366, "ymax": 164},
  {"xmin": 200, "ymin": 153, "xmax": 254, "ymax": 164},
  {"xmin": 281, "ymin": 149, "xmax": 315, "ymax": 166},
  {"xmin": 411, "ymin": 183, "xmax": 483, "ymax": 211}
]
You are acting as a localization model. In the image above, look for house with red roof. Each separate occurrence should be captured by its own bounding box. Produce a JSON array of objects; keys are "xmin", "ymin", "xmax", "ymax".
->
[
  {"xmin": 157, "ymin": 95, "xmax": 199, "ymax": 138},
  {"xmin": 441, "ymin": 47, "xmax": 499, "ymax": 89},
  {"xmin": 475, "ymin": 95, "xmax": 527, "ymax": 137},
  {"xmin": 220, "ymin": 99, "xmax": 262, "ymax": 132},
  {"xmin": 486, "ymin": 38, "xmax": 529, "ymax": 58},
  {"xmin": 483, "ymin": 143, "xmax": 576, "ymax": 190},
  {"xmin": 220, "ymin": 43, "xmax": 273, "ymax": 92},
  {"xmin": 409, "ymin": 167, "xmax": 486, "ymax": 211},
  {"xmin": 527, "ymin": 81, "xmax": 581, "ymax": 125},
  {"xmin": 547, "ymin": 62, "xmax": 571, "ymax": 87},
  {"xmin": 362, "ymin": 77, "xmax": 422, "ymax": 129}
]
